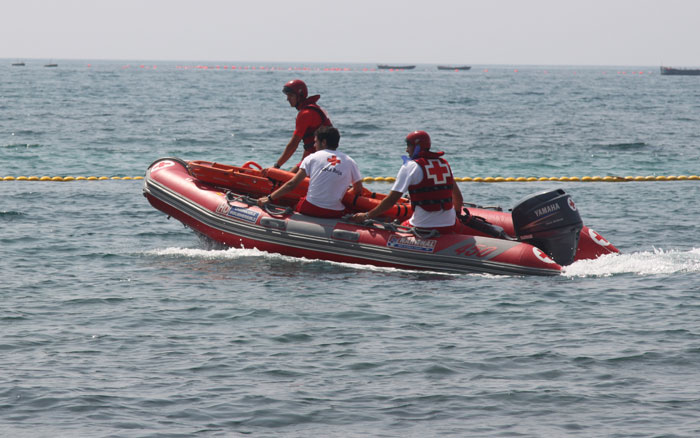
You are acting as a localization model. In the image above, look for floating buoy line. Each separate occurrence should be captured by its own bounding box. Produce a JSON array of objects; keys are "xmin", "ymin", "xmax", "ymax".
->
[
  {"xmin": 1, "ymin": 176, "xmax": 144, "ymax": 181},
  {"xmin": 363, "ymin": 175, "xmax": 700, "ymax": 183},
  {"xmin": 1, "ymin": 175, "xmax": 698, "ymax": 183}
]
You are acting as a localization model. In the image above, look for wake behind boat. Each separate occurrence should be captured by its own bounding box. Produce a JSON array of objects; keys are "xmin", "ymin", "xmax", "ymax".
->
[{"xmin": 143, "ymin": 158, "xmax": 618, "ymax": 276}]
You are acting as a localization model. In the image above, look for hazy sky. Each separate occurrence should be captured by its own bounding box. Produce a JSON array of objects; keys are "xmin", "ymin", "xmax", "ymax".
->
[{"xmin": 3, "ymin": 0, "xmax": 699, "ymax": 66}]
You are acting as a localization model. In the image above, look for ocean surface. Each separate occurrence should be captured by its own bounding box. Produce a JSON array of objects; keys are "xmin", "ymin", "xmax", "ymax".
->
[{"xmin": 2, "ymin": 60, "xmax": 700, "ymax": 437}]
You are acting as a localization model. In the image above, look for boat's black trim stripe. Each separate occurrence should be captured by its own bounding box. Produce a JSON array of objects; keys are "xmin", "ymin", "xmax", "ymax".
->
[{"xmin": 144, "ymin": 175, "xmax": 558, "ymax": 276}]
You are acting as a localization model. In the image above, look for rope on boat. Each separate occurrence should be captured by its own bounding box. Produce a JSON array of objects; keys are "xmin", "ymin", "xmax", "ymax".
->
[
  {"xmin": 2, "ymin": 174, "xmax": 699, "ymax": 182},
  {"xmin": 340, "ymin": 215, "xmax": 442, "ymax": 238}
]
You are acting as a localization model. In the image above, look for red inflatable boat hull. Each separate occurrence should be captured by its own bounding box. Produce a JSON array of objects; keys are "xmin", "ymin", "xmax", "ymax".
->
[{"xmin": 144, "ymin": 158, "xmax": 595, "ymax": 276}]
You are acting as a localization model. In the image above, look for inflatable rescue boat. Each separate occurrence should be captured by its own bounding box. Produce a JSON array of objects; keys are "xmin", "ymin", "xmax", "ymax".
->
[{"xmin": 143, "ymin": 158, "xmax": 619, "ymax": 276}]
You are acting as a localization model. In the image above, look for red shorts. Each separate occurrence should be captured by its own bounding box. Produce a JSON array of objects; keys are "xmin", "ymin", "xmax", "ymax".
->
[{"xmin": 296, "ymin": 197, "xmax": 345, "ymax": 218}]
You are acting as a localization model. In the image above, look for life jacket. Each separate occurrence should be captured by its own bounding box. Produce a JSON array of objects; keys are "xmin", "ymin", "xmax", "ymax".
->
[
  {"xmin": 407, "ymin": 151, "xmax": 454, "ymax": 212},
  {"xmin": 297, "ymin": 95, "xmax": 332, "ymax": 150}
]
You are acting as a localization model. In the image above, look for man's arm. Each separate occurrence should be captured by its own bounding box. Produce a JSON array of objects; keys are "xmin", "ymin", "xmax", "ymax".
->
[
  {"xmin": 452, "ymin": 183, "xmax": 463, "ymax": 213},
  {"xmin": 275, "ymin": 135, "xmax": 302, "ymax": 168},
  {"xmin": 257, "ymin": 169, "xmax": 307, "ymax": 206},
  {"xmin": 351, "ymin": 190, "xmax": 403, "ymax": 222}
]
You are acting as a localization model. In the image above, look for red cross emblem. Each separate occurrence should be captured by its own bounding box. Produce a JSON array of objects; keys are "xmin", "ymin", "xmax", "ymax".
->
[
  {"xmin": 533, "ymin": 247, "xmax": 556, "ymax": 264},
  {"xmin": 151, "ymin": 160, "xmax": 174, "ymax": 173},
  {"xmin": 424, "ymin": 159, "xmax": 451, "ymax": 184},
  {"xmin": 327, "ymin": 155, "xmax": 341, "ymax": 166},
  {"xmin": 588, "ymin": 228, "xmax": 610, "ymax": 246}
]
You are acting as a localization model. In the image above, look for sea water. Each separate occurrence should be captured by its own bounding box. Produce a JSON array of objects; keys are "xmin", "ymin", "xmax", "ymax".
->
[{"xmin": 2, "ymin": 60, "xmax": 700, "ymax": 437}]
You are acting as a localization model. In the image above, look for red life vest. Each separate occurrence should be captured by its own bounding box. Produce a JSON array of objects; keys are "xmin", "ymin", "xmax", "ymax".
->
[
  {"xmin": 408, "ymin": 152, "xmax": 455, "ymax": 211},
  {"xmin": 297, "ymin": 95, "xmax": 332, "ymax": 150}
]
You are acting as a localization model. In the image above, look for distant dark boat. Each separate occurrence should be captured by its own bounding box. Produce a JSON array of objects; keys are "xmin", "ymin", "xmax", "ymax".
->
[
  {"xmin": 437, "ymin": 65, "xmax": 471, "ymax": 71},
  {"xmin": 660, "ymin": 66, "xmax": 700, "ymax": 76},
  {"xmin": 377, "ymin": 64, "xmax": 415, "ymax": 70},
  {"xmin": 12, "ymin": 61, "xmax": 25, "ymax": 66},
  {"xmin": 44, "ymin": 63, "xmax": 58, "ymax": 68}
]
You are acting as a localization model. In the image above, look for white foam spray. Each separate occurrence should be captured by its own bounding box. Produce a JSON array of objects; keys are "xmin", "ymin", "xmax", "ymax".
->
[
  {"xmin": 563, "ymin": 248, "xmax": 700, "ymax": 277},
  {"xmin": 147, "ymin": 247, "xmax": 700, "ymax": 278}
]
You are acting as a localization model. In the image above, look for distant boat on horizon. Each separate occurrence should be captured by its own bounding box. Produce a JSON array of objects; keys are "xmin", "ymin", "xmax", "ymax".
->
[
  {"xmin": 44, "ymin": 62, "xmax": 58, "ymax": 68},
  {"xmin": 437, "ymin": 65, "xmax": 472, "ymax": 71},
  {"xmin": 12, "ymin": 61, "xmax": 25, "ymax": 66},
  {"xmin": 377, "ymin": 64, "xmax": 415, "ymax": 70},
  {"xmin": 660, "ymin": 66, "xmax": 700, "ymax": 76}
]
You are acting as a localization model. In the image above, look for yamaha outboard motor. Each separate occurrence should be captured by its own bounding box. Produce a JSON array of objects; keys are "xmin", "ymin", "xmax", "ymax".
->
[{"xmin": 512, "ymin": 189, "xmax": 583, "ymax": 266}]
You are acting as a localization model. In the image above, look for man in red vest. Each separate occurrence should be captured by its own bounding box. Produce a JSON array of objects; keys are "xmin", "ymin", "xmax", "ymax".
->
[
  {"xmin": 273, "ymin": 79, "xmax": 332, "ymax": 173},
  {"xmin": 351, "ymin": 130, "xmax": 464, "ymax": 233}
]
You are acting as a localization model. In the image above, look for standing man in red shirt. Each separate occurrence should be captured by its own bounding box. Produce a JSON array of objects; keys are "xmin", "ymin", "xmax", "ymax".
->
[{"xmin": 273, "ymin": 79, "xmax": 332, "ymax": 172}]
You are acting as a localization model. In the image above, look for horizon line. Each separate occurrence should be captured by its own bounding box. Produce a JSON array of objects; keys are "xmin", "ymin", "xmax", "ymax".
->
[{"xmin": 2, "ymin": 57, "xmax": 689, "ymax": 68}]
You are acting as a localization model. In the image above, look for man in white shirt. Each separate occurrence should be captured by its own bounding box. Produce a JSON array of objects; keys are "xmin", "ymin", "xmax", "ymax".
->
[
  {"xmin": 351, "ymin": 130, "xmax": 463, "ymax": 232},
  {"xmin": 258, "ymin": 126, "xmax": 363, "ymax": 218}
]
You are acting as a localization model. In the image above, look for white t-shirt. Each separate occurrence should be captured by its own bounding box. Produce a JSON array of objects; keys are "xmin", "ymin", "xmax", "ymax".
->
[
  {"xmin": 391, "ymin": 159, "xmax": 456, "ymax": 227},
  {"xmin": 300, "ymin": 149, "xmax": 362, "ymax": 211}
]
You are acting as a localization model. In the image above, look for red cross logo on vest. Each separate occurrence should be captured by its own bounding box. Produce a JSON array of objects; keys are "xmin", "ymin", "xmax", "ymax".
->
[
  {"xmin": 424, "ymin": 159, "xmax": 450, "ymax": 185},
  {"xmin": 327, "ymin": 155, "xmax": 341, "ymax": 166}
]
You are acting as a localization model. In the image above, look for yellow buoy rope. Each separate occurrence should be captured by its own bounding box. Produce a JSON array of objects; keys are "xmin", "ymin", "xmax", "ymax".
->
[
  {"xmin": 1, "ymin": 176, "xmax": 144, "ymax": 181},
  {"xmin": 360, "ymin": 175, "xmax": 700, "ymax": 183},
  {"xmin": 1, "ymin": 175, "xmax": 698, "ymax": 182}
]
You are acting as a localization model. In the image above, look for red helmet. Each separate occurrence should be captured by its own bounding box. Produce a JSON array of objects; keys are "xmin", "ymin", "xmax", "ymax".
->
[
  {"xmin": 405, "ymin": 130, "xmax": 431, "ymax": 150},
  {"xmin": 282, "ymin": 79, "xmax": 308, "ymax": 100}
]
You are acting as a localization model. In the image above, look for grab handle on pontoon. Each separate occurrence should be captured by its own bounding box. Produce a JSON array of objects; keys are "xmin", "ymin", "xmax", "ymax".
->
[{"xmin": 263, "ymin": 203, "xmax": 294, "ymax": 217}]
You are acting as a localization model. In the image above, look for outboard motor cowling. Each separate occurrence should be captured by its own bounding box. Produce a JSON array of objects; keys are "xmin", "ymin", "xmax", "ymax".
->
[{"xmin": 512, "ymin": 189, "xmax": 583, "ymax": 266}]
